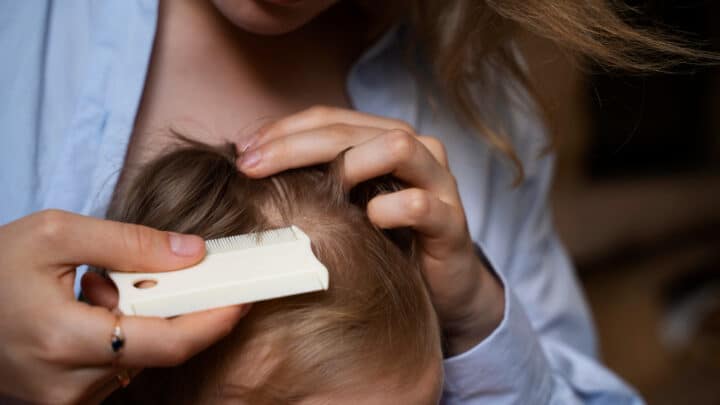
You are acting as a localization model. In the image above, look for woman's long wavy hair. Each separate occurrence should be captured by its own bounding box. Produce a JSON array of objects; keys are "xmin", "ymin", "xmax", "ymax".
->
[{"xmin": 372, "ymin": 0, "xmax": 715, "ymax": 181}]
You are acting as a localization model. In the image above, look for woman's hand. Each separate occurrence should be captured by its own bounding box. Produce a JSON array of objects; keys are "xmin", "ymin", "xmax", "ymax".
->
[
  {"xmin": 237, "ymin": 106, "xmax": 505, "ymax": 356},
  {"xmin": 0, "ymin": 210, "xmax": 247, "ymax": 404}
]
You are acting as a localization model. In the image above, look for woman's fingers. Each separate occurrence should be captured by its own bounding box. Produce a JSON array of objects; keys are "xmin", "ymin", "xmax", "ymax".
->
[
  {"xmin": 72, "ymin": 367, "xmax": 121, "ymax": 405},
  {"xmin": 19, "ymin": 210, "xmax": 205, "ymax": 273},
  {"xmin": 118, "ymin": 306, "xmax": 247, "ymax": 367},
  {"xmin": 238, "ymin": 124, "xmax": 385, "ymax": 177},
  {"xmin": 343, "ymin": 130, "xmax": 456, "ymax": 197},
  {"xmin": 84, "ymin": 376, "xmax": 123, "ymax": 405},
  {"xmin": 257, "ymin": 106, "xmax": 415, "ymax": 144},
  {"xmin": 367, "ymin": 188, "xmax": 461, "ymax": 242},
  {"xmin": 240, "ymin": 125, "xmax": 457, "ymax": 203},
  {"xmin": 418, "ymin": 135, "xmax": 449, "ymax": 168},
  {"xmin": 66, "ymin": 366, "xmax": 141, "ymax": 405},
  {"xmin": 81, "ymin": 271, "xmax": 118, "ymax": 309},
  {"xmin": 58, "ymin": 303, "xmax": 247, "ymax": 368}
]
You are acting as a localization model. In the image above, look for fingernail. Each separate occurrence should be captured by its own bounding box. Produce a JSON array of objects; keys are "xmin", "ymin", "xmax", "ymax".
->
[
  {"xmin": 239, "ymin": 150, "xmax": 261, "ymax": 170},
  {"xmin": 168, "ymin": 232, "xmax": 204, "ymax": 257},
  {"xmin": 239, "ymin": 136, "xmax": 259, "ymax": 152}
]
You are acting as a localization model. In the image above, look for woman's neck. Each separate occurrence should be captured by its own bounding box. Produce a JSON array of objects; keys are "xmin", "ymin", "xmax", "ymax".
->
[
  {"xmin": 155, "ymin": 0, "xmax": 370, "ymax": 106},
  {"xmin": 118, "ymin": 1, "xmax": 376, "ymax": 192}
]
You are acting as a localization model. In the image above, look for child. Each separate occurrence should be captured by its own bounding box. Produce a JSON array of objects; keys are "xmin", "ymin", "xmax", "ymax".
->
[{"xmin": 104, "ymin": 140, "xmax": 443, "ymax": 404}]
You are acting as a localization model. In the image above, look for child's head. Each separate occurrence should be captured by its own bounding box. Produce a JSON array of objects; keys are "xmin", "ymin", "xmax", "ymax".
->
[{"xmin": 105, "ymin": 140, "xmax": 443, "ymax": 404}]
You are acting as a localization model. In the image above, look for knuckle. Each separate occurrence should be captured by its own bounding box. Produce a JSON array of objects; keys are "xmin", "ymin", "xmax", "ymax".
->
[
  {"xmin": 406, "ymin": 189, "xmax": 432, "ymax": 220},
  {"xmin": 33, "ymin": 209, "xmax": 68, "ymax": 243},
  {"xmin": 392, "ymin": 121, "xmax": 415, "ymax": 135},
  {"xmin": 120, "ymin": 223, "xmax": 156, "ymax": 262},
  {"xmin": 36, "ymin": 321, "xmax": 72, "ymax": 365},
  {"xmin": 306, "ymin": 105, "xmax": 334, "ymax": 120},
  {"xmin": 385, "ymin": 130, "xmax": 416, "ymax": 161}
]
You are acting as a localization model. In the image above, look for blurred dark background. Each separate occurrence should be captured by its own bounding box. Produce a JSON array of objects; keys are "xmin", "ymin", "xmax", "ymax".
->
[{"xmin": 523, "ymin": 1, "xmax": 720, "ymax": 403}]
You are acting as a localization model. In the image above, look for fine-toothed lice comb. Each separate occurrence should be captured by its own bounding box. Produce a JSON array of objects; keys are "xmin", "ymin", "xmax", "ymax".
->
[{"xmin": 108, "ymin": 226, "xmax": 329, "ymax": 318}]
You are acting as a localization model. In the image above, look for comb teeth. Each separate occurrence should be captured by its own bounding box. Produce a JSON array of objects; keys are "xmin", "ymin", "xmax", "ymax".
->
[{"xmin": 205, "ymin": 226, "xmax": 299, "ymax": 255}]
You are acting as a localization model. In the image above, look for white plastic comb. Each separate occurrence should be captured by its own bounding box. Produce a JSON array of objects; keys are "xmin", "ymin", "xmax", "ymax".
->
[{"xmin": 108, "ymin": 226, "xmax": 329, "ymax": 317}]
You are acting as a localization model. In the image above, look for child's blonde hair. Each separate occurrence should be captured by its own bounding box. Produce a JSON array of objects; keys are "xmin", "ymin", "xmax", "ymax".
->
[{"xmin": 104, "ymin": 140, "xmax": 442, "ymax": 404}]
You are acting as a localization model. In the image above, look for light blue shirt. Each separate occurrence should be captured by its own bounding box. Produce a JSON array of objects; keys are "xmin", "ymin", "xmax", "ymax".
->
[{"xmin": 1, "ymin": 1, "xmax": 643, "ymax": 404}]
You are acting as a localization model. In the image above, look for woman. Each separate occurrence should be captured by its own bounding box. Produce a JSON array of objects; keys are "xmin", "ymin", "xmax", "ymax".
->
[{"xmin": 0, "ymin": 1, "xmax": 697, "ymax": 403}]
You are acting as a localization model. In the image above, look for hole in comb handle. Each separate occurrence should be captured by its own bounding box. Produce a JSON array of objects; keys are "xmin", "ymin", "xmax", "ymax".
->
[{"xmin": 133, "ymin": 279, "xmax": 158, "ymax": 289}]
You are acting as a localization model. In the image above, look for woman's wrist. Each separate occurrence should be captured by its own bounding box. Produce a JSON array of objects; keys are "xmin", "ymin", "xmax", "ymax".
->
[{"xmin": 442, "ymin": 258, "xmax": 506, "ymax": 357}]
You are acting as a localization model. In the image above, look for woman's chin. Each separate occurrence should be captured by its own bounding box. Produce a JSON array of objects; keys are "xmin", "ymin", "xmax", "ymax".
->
[
  {"xmin": 212, "ymin": 0, "xmax": 337, "ymax": 36},
  {"xmin": 231, "ymin": 18, "xmax": 308, "ymax": 36}
]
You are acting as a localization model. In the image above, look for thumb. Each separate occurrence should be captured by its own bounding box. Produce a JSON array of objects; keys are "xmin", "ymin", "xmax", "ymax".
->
[{"xmin": 27, "ymin": 210, "xmax": 205, "ymax": 272}]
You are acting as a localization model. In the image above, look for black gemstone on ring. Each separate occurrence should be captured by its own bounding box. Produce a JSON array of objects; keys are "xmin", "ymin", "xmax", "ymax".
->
[{"xmin": 111, "ymin": 335, "xmax": 125, "ymax": 352}]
